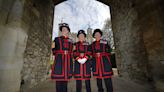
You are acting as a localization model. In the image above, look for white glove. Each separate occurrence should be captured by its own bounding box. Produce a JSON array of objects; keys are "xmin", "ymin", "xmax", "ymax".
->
[
  {"xmin": 77, "ymin": 57, "xmax": 87, "ymax": 64},
  {"xmin": 77, "ymin": 58, "xmax": 85, "ymax": 64},
  {"xmin": 77, "ymin": 58, "xmax": 83, "ymax": 64},
  {"xmin": 82, "ymin": 58, "xmax": 87, "ymax": 64}
]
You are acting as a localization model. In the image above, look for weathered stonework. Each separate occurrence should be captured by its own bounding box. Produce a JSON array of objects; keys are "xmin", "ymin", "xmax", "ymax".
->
[
  {"xmin": 100, "ymin": 0, "xmax": 164, "ymax": 91},
  {"xmin": 20, "ymin": 0, "xmax": 54, "ymax": 91},
  {"xmin": 0, "ymin": 0, "xmax": 28, "ymax": 92}
]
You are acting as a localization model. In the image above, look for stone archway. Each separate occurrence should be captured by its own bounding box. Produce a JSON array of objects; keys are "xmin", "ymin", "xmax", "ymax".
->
[
  {"xmin": 0, "ymin": 0, "xmax": 54, "ymax": 92},
  {"xmin": 99, "ymin": 1, "xmax": 164, "ymax": 91},
  {"xmin": 0, "ymin": 0, "xmax": 164, "ymax": 92},
  {"xmin": 20, "ymin": 0, "xmax": 54, "ymax": 91}
]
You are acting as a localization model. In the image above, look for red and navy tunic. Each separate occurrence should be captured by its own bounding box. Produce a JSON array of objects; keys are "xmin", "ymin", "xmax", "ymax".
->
[
  {"xmin": 73, "ymin": 41, "xmax": 92, "ymax": 80},
  {"xmin": 91, "ymin": 39, "xmax": 113, "ymax": 79},
  {"xmin": 51, "ymin": 36, "xmax": 73, "ymax": 81}
]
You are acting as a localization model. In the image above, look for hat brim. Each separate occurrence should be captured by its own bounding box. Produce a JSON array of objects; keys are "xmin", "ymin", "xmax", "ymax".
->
[
  {"xmin": 77, "ymin": 33, "xmax": 86, "ymax": 37},
  {"xmin": 92, "ymin": 29, "xmax": 103, "ymax": 38},
  {"xmin": 59, "ymin": 26, "xmax": 70, "ymax": 32}
]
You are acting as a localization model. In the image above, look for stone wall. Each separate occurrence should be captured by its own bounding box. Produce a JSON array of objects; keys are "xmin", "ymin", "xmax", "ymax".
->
[
  {"xmin": 99, "ymin": 0, "xmax": 164, "ymax": 91},
  {"xmin": 0, "ymin": 0, "xmax": 28, "ymax": 92},
  {"xmin": 138, "ymin": 0, "xmax": 164, "ymax": 91},
  {"xmin": 109, "ymin": 0, "xmax": 149, "ymax": 83},
  {"xmin": 20, "ymin": 0, "xmax": 54, "ymax": 91}
]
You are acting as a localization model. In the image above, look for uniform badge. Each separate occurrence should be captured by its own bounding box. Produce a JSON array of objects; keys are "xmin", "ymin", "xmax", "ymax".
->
[
  {"xmin": 100, "ymin": 40, "xmax": 107, "ymax": 44},
  {"xmin": 83, "ymin": 42, "xmax": 89, "ymax": 45}
]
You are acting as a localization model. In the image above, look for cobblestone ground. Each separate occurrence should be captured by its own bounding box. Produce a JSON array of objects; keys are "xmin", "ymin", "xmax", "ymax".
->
[{"xmin": 26, "ymin": 69, "xmax": 154, "ymax": 92}]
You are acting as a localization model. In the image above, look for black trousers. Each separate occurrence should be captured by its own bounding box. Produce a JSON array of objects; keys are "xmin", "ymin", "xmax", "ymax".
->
[
  {"xmin": 56, "ymin": 81, "xmax": 68, "ymax": 92},
  {"xmin": 96, "ymin": 78, "xmax": 113, "ymax": 92},
  {"xmin": 76, "ymin": 80, "xmax": 91, "ymax": 92}
]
